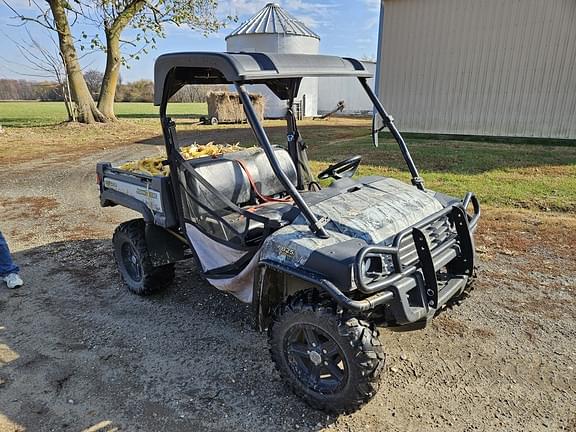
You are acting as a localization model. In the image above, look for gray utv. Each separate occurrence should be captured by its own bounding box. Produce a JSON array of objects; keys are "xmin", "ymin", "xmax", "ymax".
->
[{"xmin": 97, "ymin": 52, "xmax": 480, "ymax": 413}]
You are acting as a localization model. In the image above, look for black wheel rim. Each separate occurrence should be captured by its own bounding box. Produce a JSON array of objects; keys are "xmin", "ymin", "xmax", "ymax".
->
[
  {"xmin": 284, "ymin": 324, "xmax": 348, "ymax": 394},
  {"xmin": 121, "ymin": 242, "xmax": 142, "ymax": 282}
]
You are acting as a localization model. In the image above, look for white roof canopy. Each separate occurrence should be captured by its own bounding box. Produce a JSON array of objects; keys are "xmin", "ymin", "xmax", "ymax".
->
[{"xmin": 154, "ymin": 52, "xmax": 372, "ymax": 105}]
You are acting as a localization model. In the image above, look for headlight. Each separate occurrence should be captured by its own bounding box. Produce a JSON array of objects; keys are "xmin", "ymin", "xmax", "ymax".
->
[{"xmin": 362, "ymin": 255, "xmax": 394, "ymax": 279}]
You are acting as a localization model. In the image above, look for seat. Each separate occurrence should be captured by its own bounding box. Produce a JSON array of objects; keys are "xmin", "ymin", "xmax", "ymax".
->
[
  {"xmin": 247, "ymin": 202, "xmax": 300, "ymax": 225},
  {"xmin": 180, "ymin": 146, "xmax": 300, "ymax": 243},
  {"xmin": 226, "ymin": 201, "xmax": 300, "ymax": 244}
]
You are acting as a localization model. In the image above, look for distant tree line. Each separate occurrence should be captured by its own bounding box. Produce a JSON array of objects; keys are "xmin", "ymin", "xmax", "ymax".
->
[
  {"xmin": 0, "ymin": 79, "xmax": 65, "ymax": 101},
  {"xmin": 5, "ymin": 0, "xmax": 230, "ymax": 123},
  {"xmin": 0, "ymin": 74, "xmax": 227, "ymax": 103}
]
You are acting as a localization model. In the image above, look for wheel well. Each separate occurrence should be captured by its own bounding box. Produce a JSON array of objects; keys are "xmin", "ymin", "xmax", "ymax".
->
[
  {"xmin": 253, "ymin": 265, "xmax": 317, "ymax": 331},
  {"xmin": 144, "ymin": 223, "xmax": 188, "ymax": 267}
]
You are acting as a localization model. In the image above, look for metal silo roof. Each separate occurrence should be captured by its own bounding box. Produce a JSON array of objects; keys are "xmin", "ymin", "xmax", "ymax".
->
[{"xmin": 225, "ymin": 3, "xmax": 320, "ymax": 40}]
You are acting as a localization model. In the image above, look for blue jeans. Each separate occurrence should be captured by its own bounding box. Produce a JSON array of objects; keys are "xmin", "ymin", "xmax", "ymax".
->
[{"xmin": 0, "ymin": 231, "xmax": 19, "ymax": 277}]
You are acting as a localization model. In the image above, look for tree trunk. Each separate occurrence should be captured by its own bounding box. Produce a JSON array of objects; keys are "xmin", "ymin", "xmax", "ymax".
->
[
  {"xmin": 98, "ymin": 0, "xmax": 146, "ymax": 120},
  {"xmin": 48, "ymin": 0, "xmax": 106, "ymax": 124},
  {"xmin": 97, "ymin": 32, "xmax": 121, "ymax": 121},
  {"xmin": 64, "ymin": 71, "xmax": 76, "ymax": 122},
  {"xmin": 61, "ymin": 83, "xmax": 73, "ymax": 121}
]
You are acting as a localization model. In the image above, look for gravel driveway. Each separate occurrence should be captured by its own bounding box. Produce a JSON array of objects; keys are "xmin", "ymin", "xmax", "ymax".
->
[{"xmin": 0, "ymin": 144, "xmax": 574, "ymax": 432}]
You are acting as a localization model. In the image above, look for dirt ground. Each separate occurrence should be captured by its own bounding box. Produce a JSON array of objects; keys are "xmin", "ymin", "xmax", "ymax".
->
[{"xmin": 0, "ymin": 138, "xmax": 575, "ymax": 432}]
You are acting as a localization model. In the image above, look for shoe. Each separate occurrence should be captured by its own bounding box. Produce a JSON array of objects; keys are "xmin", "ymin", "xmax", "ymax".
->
[{"xmin": 3, "ymin": 273, "xmax": 23, "ymax": 289}]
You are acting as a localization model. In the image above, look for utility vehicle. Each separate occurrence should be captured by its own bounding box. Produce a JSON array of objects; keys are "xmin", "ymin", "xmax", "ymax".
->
[{"xmin": 97, "ymin": 52, "xmax": 480, "ymax": 413}]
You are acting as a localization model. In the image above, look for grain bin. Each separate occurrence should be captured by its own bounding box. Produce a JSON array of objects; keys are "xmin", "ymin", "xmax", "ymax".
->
[{"xmin": 226, "ymin": 3, "xmax": 320, "ymax": 118}]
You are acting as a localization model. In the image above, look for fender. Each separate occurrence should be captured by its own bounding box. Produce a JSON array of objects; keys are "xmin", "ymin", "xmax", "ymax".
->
[
  {"xmin": 101, "ymin": 189, "xmax": 154, "ymax": 223},
  {"xmin": 144, "ymin": 224, "xmax": 187, "ymax": 267},
  {"xmin": 252, "ymin": 265, "xmax": 283, "ymax": 331}
]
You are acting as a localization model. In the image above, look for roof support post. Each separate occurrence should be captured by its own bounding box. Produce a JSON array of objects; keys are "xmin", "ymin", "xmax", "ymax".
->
[
  {"xmin": 358, "ymin": 77, "xmax": 425, "ymax": 190},
  {"xmin": 235, "ymin": 82, "xmax": 329, "ymax": 239}
]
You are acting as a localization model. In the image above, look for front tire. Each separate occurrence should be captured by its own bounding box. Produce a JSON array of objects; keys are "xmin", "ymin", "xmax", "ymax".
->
[
  {"xmin": 112, "ymin": 219, "xmax": 175, "ymax": 295},
  {"xmin": 269, "ymin": 291, "xmax": 385, "ymax": 413}
]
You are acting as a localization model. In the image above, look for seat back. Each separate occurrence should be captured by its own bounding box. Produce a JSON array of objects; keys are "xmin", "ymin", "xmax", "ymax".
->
[{"xmin": 180, "ymin": 146, "xmax": 297, "ymax": 219}]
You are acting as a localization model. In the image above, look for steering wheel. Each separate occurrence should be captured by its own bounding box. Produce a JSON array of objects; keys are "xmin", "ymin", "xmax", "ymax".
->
[{"xmin": 317, "ymin": 155, "xmax": 362, "ymax": 180}]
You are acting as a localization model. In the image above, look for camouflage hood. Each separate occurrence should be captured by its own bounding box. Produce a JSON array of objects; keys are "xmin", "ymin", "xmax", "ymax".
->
[{"xmin": 260, "ymin": 177, "xmax": 444, "ymax": 268}]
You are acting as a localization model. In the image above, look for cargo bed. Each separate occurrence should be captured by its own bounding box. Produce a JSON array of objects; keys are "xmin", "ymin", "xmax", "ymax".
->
[{"xmin": 97, "ymin": 162, "xmax": 178, "ymax": 228}]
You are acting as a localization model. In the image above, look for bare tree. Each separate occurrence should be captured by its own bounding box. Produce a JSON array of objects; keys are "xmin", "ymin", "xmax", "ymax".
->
[
  {"xmin": 3, "ymin": 0, "xmax": 107, "ymax": 123},
  {"xmin": 171, "ymin": 84, "xmax": 228, "ymax": 103},
  {"xmin": 84, "ymin": 69, "xmax": 104, "ymax": 98},
  {"xmin": 1, "ymin": 27, "xmax": 75, "ymax": 121}
]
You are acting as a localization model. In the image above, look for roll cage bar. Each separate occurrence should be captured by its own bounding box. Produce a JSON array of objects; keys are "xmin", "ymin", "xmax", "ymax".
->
[{"xmin": 156, "ymin": 52, "xmax": 424, "ymax": 239}]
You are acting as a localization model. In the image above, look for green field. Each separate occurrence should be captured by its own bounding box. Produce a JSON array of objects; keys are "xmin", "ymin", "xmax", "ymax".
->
[
  {"xmin": 0, "ymin": 101, "xmax": 207, "ymax": 127},
  {"xmin": 1, "ymin": 101, "xmax": 574, "ymax": 214}
]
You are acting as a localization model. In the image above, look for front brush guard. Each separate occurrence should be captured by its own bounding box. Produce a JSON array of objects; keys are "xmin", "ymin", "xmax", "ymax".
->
[{"xmin": 261, "ymin": 193, "xmax": 480, "ymax": 324}]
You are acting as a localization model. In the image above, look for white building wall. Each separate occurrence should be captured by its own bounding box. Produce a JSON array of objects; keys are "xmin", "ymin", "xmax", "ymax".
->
[
  {"xmin": 318, "ymin": 62, "xmax": 376, "ymax": 115},
  {"xmin": 227, "ymin": 34, "xmax": 320, "ymax": 118},
  {"xmin": 377, "ymin": 0, "xmax": 576, "ymax": 139}
]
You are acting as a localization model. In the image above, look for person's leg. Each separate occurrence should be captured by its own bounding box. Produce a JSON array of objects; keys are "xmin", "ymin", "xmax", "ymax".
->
[{"xmin": 0, "ymin": 231, "xmax": 19, "ymax": 277}]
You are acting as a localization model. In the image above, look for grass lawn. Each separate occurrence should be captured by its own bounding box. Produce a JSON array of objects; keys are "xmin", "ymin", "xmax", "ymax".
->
[
  {"xmin": 305, "ymin": 133, "xmax": 576, "ymax": 213},
  {"xmin": 1, "ymin": 102, "xmax": 574, "ymax": 214},
  {"xmin": 169, "ymin": 119, "xmax": 576, "ymax": 213},
  {"xmin": 0, "ymin": 101, "xmax": 207, "ymax": 127}
]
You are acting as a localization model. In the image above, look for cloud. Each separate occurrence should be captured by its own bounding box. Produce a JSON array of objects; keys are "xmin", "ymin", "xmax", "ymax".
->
[
  {"xmin": 218, "ymin": 0, "xmax": 267, "ymax": 17},
  {"xmin": 360, "ymin": 0, "xmax": 382, "ymax": 29},
  {"xmin": 283, "ymin": 0, "xmax": 335, "ymax": 13},
  {"xmin": 297, "ymin": 15, "xmax": 320, "ymax": 29}
]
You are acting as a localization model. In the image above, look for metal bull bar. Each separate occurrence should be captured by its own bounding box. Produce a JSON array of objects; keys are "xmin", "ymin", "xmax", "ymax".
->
[{"xmin": 352, "ymin": 194, "xmax": 479, "ymax": 315}]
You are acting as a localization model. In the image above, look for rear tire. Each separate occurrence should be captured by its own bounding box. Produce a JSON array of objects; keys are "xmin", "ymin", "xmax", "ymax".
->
[
  {"xmin": 269, "ymin": 290, "xmax": 385, "ymax": 413},
  {"xmin": 112, "ymin": 219, "xmax": 175, "ymax": 295}
]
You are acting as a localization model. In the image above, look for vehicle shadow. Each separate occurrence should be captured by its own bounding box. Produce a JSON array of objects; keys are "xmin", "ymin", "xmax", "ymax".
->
[{"xmin": 0, "ymin": 239, "xmax": 337, "ymax": 432}]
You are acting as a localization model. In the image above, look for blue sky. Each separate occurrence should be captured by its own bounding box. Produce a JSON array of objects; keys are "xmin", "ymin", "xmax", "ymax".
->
[{"xmin": 0, "ymin": 0, "xmax": 381, "ymax": 82}]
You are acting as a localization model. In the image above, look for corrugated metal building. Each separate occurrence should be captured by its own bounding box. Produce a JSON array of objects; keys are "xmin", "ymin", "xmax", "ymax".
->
[{"xmin": 376, "ymin": 0, "xmax": 576, "ymax": 139}]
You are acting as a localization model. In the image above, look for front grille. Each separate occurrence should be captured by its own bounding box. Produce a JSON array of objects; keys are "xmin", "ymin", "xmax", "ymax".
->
[{"xmin": 398, "ymin": 216, "xmax": 455, "ymax": 268}]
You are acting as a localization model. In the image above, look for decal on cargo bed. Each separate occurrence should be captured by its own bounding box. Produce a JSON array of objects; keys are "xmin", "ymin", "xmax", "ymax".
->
[
  {"xmin": 104, "ymin": 179, "xmax": 117, "ymax": 189},
  {"xmin": 136, "ymin": 189, "xmax": 158, "ymax": 199},
  {"xmin": 103, "ymin": 176, "xmax": 163, "ymax": 213}
]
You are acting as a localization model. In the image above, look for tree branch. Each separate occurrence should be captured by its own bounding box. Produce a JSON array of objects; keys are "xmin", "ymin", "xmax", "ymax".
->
[{"xmin": 108, "ymin": 0, "xmax": 146, "ymax": 35}]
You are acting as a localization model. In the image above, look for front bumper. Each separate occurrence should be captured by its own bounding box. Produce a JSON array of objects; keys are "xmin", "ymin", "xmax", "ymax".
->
[{"xmin": 351, "ymin": 193, "xmax": 480, "ymax": 325}]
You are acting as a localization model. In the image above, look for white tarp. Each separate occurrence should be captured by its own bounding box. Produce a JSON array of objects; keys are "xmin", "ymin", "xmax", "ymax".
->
[{"xmin": 185, "ymin": 224, "xmax": 260, "ymax": 303}]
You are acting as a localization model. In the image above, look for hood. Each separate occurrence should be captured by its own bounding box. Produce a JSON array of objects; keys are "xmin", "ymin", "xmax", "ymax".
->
[{"xmin": 260, "ymin": 177, "xmax": 444, "ymax": 268}]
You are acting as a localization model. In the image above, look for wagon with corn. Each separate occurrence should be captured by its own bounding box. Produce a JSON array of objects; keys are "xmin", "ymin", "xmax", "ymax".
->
[{"xmin": 199, "ymin": 91, "xmax": 264, "ymax": 125}]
